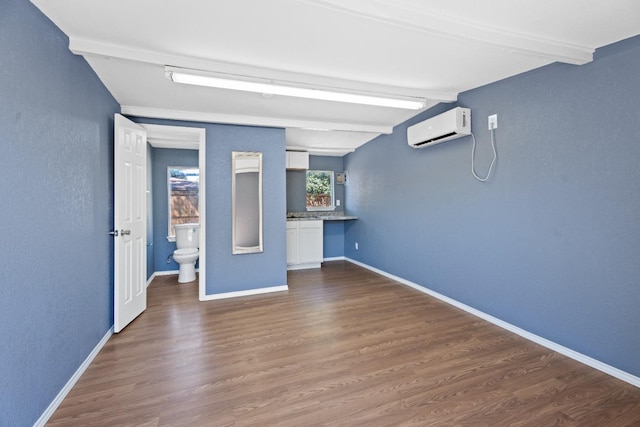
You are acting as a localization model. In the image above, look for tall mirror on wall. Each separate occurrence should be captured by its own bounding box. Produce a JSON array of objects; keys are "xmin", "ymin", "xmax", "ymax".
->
[{"xmin": 232, "ymin": 151, "xmax": 263, "ymax": 254}]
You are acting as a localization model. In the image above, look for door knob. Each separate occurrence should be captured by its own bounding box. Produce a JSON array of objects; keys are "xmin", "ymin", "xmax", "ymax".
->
[
  {"xmin": 121, "ymin": 229, "xmax": 131, "ymax": 236},
  {"xmin": 109, "ymin": 230, "xmax": 119, "ymax": 237}
]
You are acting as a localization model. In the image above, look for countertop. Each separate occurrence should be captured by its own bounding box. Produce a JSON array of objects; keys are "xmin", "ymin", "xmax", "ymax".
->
[{"xmin": 287, "ymin": 212, "xmax": 358, "ymax": 221}]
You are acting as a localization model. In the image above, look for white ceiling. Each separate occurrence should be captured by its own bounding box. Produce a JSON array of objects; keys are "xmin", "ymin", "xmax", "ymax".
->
[{"xmin": 31, "ymin": 0, "xmax": 640, "ymax": 155}]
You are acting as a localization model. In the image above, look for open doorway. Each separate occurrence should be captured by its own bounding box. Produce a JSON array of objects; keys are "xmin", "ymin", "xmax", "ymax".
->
[{"xmin": 143, "ymin": 123, "xmax": 206, "ymax": 300}]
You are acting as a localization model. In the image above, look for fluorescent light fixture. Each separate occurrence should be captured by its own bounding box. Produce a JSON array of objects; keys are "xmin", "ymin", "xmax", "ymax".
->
[{"xmin": 165, "ymin": 67, "xmax": 426, "ymax": 110}]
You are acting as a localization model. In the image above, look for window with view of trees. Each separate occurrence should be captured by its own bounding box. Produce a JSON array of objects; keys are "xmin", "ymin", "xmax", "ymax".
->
[
  {"xmin": 306, "ymin": 170, "xmax": 334, "ymax": 210},
  {"xmin": 168, "ymin": 167, "xmax": 199, "ymax": 238}
]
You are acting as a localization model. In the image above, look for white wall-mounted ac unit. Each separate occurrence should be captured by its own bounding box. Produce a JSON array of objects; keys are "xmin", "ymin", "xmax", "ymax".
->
[{"xmin": 407, "ymin": 107, "xmax": 471, "ymax": 148}]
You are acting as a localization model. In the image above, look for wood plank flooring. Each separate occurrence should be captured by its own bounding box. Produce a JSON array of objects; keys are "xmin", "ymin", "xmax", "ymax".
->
[{"xmin": 48, "ymin": 261, "xmax": 640, "ymax": 426}]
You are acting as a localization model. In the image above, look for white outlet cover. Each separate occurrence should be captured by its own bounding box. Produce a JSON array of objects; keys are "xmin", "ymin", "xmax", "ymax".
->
[{"xmin": 488, "ymin": 114, "xmax": 498, "ymax": 129}]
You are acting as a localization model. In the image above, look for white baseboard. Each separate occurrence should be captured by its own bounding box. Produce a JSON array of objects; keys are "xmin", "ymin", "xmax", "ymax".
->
[
  {"xmin": 323, "ymin": 256, "xmax": 346, "ymax": 262},
  {"xmin": 146, "ymin": 270, "xmax": 178, "ymax": 287},
  {"xmin": 286, "ymin": 257, "xmax": 346, "ymax": 270},
  {"xmin": 201, "ymin": 285, "xmax": 289, "ymax": 301},
  {"xmin": 287, "ymin": 263, "xmax": 321, "ymax": 270},
  {"xmin": 34, "ymin": 327, "xmax": 114, "ymax": 427},
  {"xmin": 148, "ymin": 269, "xmax": 204, "ymax": 287},
  {"xmin": 152, "ymin": 269, "xmax": 180, "ymax": 277},
  {"xmin": 146, "ymin": 273, "xmax": 158, "ymax": 287},
  {"xmin": 345, "ymin": 257, "xmax": 640, "ymax": 388}
]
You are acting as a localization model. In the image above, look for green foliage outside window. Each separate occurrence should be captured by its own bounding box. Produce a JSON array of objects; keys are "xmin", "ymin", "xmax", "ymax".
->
[{"xmin": 306, "ymin": 170, "xmax": 333, "ymax": 208}]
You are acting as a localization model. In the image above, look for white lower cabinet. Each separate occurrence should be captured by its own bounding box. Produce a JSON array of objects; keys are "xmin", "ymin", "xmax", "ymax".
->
[
  {"xmin": 287, "ymin": 220, "xmax": 323, "ymax": 270},
  {"xmin": 286, "ymin": 222, "xmax": 299, "ymax": 265}
]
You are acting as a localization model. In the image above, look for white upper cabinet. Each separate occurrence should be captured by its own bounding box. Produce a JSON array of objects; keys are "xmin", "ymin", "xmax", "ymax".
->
[{"xmin": 286, "ymin": 151, "xmax": 309, "ymax": 170}]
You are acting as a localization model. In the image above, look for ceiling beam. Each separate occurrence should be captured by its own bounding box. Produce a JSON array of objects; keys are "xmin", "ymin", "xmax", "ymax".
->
[
  {"xmin": 296, "ymin": 0, "xmax": 594, "ymax": 65},
  {"xmin": 121, "ymin": 106, "xmax": 396, "ymax": 134},
  {"xmin": 287, "ymin": 144, "xmax": 359, "ymax": 156}
]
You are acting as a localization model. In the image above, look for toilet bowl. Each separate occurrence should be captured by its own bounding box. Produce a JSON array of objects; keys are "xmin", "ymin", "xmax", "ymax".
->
[
  {"xmin": 173, "ymin": 248, "xmax": 199, "ymax": 283},
  {"xmin": 173, "ymin": 223, "xmax": 200, "ymax": 283}
]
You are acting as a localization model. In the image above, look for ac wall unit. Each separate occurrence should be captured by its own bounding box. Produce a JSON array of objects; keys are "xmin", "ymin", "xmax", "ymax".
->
[{"xmin": 407, "ymin": 107, "xmax": 471, "ymax": 148}]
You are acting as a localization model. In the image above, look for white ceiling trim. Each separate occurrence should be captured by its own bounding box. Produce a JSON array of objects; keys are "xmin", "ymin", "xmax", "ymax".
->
[
  {"xmin": 69, "ymin": 38, "xmax": 459, "ymax": 101},
  {"xmin": 287, "ymin": 144, "xmax": 358, "ymax": 156},
  {"xmin": 295, "ymin": 0, "xmax": 594, "ymax": 65},
  {"xmin": 143, "ymin": 123, "xmax": 204, "ymax": 150},
  {"xmin": 121, "ymin": 105, "xmax": 395, "ymax": 134}
]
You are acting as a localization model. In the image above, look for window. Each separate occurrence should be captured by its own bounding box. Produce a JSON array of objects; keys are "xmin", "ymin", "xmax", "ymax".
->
[
  {"xmin": 306, "ymin": 170, "xmax": 334, "ymax": 210},
  {"xmin": 168, "ymin": 167, "xmax": 199, "ymax": 238}
]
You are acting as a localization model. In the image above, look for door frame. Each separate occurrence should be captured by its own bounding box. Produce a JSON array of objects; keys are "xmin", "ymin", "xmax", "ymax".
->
[{"xmin": 142, "ymin": 123, "xmax": 207, "ymax": 300}]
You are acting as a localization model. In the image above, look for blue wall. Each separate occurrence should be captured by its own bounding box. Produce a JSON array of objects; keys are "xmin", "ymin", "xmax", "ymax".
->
[
  {"xmin": 132, "ymin": 117, "xmax": 288, "ymax": 295},
  {"xmin": 286, "ymin": 155, "xmax": 346, "ymax": 212},
  {"xmin": 323, "ymin": 221, "xmax": 345, "ymax": 259},
  {"xmin": 0, "ymin": 0, "xmax": 119, "ymax": 425},
  {"xmin": 287, "ymin": 155, "xmax": 346, "ymax": 258},
  {"xmin": 151, "ymin": 147, "xmax": 199, "ymax": 274},
  {"xmin": 208, "ymin": 125, "xmax": 287, "ymax": 293},
  {"xmin": 344, "ymin": 36, "xmax": 640, "ymax": 377}
]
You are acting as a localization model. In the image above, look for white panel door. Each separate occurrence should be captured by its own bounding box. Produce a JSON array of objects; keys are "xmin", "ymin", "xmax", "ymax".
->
[{"xmin": 114, "ymin": 114, "xmax": 147, "ymax": 333}]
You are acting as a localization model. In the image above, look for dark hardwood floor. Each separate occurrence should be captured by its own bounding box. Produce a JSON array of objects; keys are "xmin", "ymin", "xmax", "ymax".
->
[{"xmin": 48, "ymin": 261, "xmax": 640, "ymax": 426}]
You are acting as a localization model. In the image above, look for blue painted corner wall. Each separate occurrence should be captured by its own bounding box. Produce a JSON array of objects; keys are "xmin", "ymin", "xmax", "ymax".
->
[
  {"xmin": 131, "ymin": 117, "xmax": 287, "ymax": 296},
  {"xmin": 344, "ymin": 35, "xmax": 640, "ymax": 377},
  {"xmin": 0, "ymin": 0, "xmax": 119, "ymax": 425}
]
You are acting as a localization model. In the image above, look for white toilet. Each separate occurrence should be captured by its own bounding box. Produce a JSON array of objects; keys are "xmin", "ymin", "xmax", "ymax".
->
[{"xmin": 173, "ymin": 223, "xmax": 200, "ymax": 283}]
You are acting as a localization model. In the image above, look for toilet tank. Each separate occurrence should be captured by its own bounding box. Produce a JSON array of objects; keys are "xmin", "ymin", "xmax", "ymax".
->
[{"xmin": 174, "ymin": 223, "xmax": 200, "ymax": 249}]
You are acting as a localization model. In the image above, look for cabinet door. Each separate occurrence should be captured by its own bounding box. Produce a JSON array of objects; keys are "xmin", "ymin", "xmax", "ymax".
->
[
  {"xmin": 286, "ymin": 151, "xmax": 309, "ymax": 170},
  {"xmin": 299, "ymin": 221, "xmax": 323, "ymax": 264},
  {"xmin": 286, "ymin": 222, "xmax": 299, "ymax": 265}
]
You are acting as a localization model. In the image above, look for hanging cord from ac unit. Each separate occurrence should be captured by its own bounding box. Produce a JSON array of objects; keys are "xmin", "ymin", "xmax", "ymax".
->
[{"xmin": 470, "ymin": 129, "xmax": 497, "ymax": 182}]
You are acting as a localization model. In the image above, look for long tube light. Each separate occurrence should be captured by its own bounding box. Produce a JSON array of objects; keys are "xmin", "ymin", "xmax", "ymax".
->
[{"xmin": 165, "ymin": 67, "xmax": 426, "ymax": 110}]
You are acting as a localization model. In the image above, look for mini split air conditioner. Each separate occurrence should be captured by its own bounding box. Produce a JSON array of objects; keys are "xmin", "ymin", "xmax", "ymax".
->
[{"xmin": 407, "ymin": 107, "xmax": 471, "ymax": 148}]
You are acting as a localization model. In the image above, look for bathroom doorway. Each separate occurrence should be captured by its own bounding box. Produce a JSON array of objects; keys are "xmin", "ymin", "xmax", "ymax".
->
[{"xmin": 143, "ymin": 123, "xmax": 206, "ymax": 300}]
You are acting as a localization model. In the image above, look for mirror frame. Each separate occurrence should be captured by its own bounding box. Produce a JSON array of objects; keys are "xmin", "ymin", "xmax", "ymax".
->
[{"xmin": 231, "ymin": 151, "xmax": 263, "ymax": 254}]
